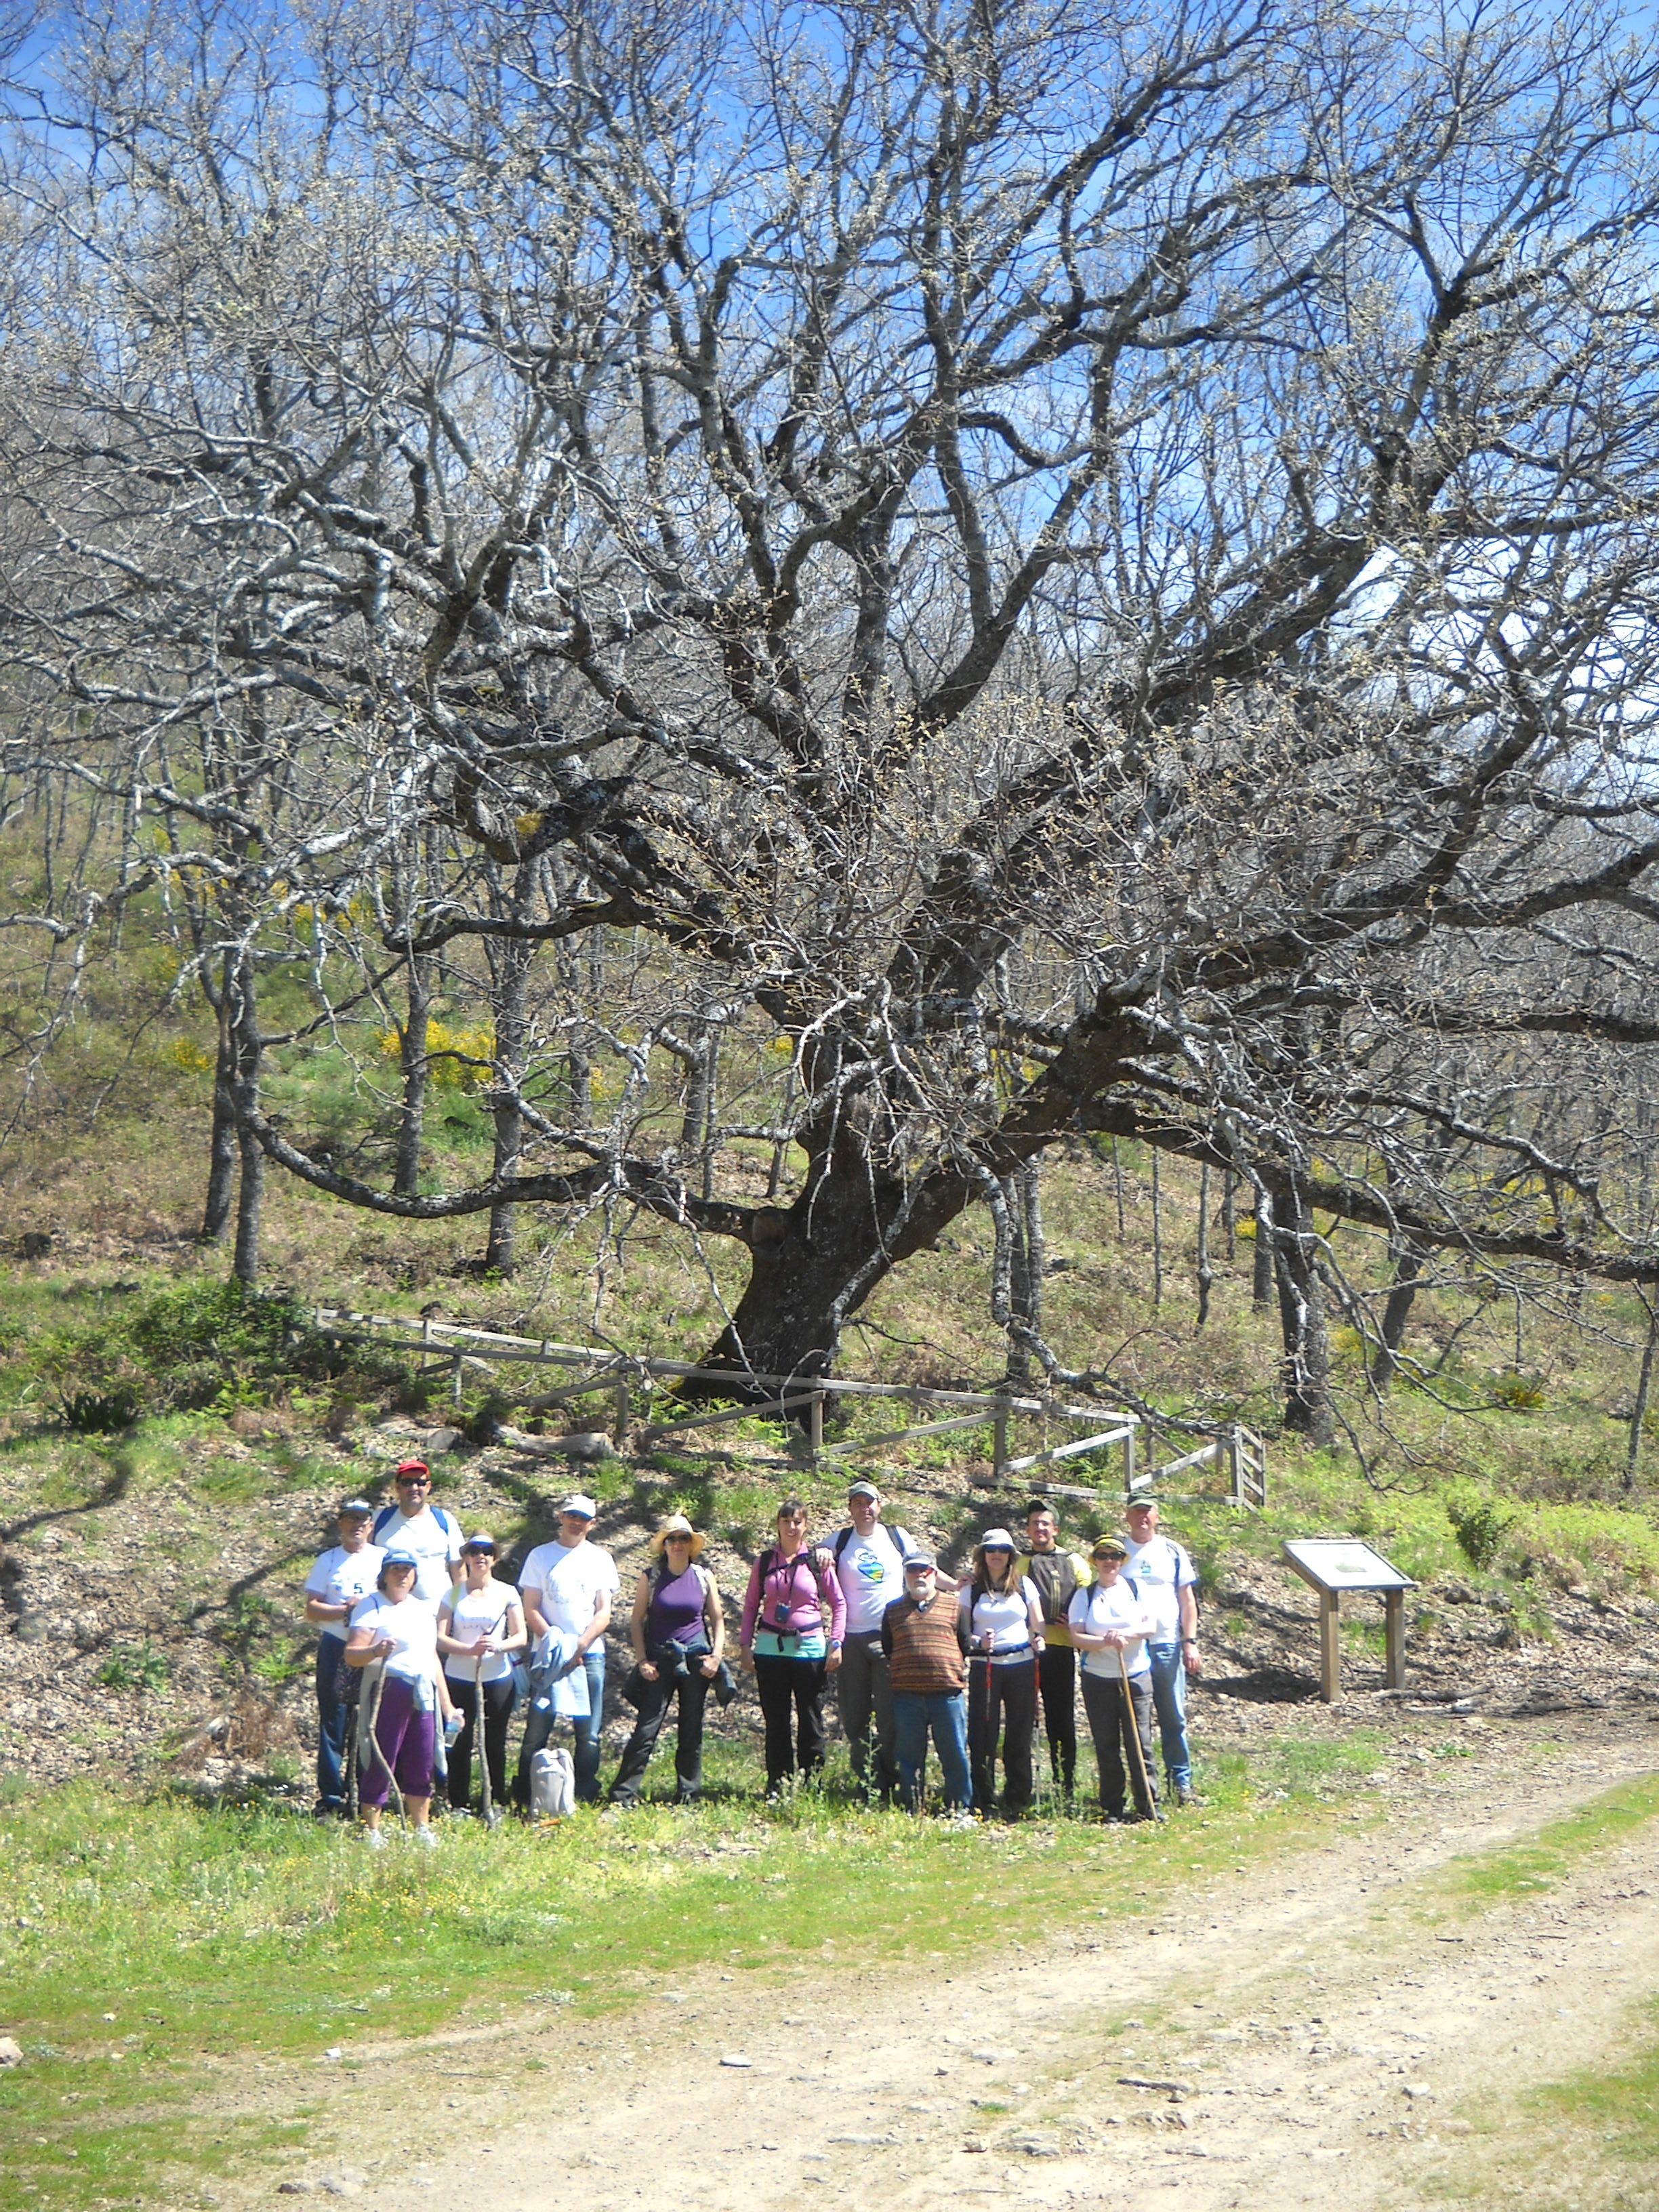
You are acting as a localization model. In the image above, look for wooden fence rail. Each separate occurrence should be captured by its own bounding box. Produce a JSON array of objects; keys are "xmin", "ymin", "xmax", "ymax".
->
[{"xmin": 312, "ymin": 1307, "xmax": 1263, "ymax": 1504}]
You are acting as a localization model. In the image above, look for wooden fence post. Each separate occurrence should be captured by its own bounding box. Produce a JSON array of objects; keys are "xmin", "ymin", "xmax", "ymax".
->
[
  {"xmin": 808, "ymin": 1391, "xmax": 824, "ymax": 1459},
  {"xmin": 613, "ymin": 1376, "xmax": 630, "ymax": 1450},
  {"xmin": 992, "ymin": 1400, "xmax": 1008, "ymax": 1481}
]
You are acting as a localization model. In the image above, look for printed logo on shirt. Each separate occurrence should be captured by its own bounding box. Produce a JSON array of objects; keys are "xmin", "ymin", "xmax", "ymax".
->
[{"xmin": 854, "ymin": 1553, "xmax": 889, "ymax": 1585}]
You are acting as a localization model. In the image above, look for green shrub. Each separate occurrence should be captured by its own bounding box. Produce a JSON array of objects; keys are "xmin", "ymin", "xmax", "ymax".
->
[
  {"xmin": 1446, "ymin": 1489, "xmax": 1517, "ymax": 1570},
  {"xmin": 43, "ymin": 1278, "xmax": 417, "ymax": 1421},
  {"xmin": 1493, "ymin": 1370, "xmax": 1547, "ymax": 1411},
  {"xmin": 96, "ymin": 1642, "xmax": 169, "ymax": 1694},
  {"xmin": 59, "ymin": 1385, "xmax": 142, "ymax": 1434}
]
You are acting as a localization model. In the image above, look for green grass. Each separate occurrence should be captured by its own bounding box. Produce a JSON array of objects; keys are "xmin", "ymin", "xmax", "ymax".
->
[
  {"xmin": 0, "ymin": 1729, "xmax": 1382, "ymax": 2212},
  {"xmin": 1527, "ymin": 1997, "xmax": 1659, "ymax": 2166},
  {"xmin": 1446, "ymin": 1776, "xmax": 1659, "ymax": 1904}
]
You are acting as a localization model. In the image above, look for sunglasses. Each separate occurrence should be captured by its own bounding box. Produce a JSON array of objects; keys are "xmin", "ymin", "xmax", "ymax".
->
[{"xmin": 397, "ymin": 1477, "xmax": 432, "ymax": 1488}]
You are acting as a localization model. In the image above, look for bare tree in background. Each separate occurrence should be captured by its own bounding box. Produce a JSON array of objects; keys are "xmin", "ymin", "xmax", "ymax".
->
[{"xmin": 9, "ymin": 1, "xmax": 1659, "ymax": 1440}]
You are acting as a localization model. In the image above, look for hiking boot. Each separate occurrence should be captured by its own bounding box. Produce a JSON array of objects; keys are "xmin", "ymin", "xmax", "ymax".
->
[
  {"xmin": 413, "ymin": 1824, "xmax": 438, "ymax": 1850},
  {"xmin": 1175, "ymin": 1786, "xmax": 1203, "ymax": 1809},
  {"xmin": 363, "ymin": 1826, "xmax": 386, "ymax": 1851}
]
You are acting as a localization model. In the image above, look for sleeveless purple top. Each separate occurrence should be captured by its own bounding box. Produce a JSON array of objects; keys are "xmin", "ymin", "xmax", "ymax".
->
[{"xmin": 647, "ymin": 1561, "xmax": 707, "ymax": 1647}]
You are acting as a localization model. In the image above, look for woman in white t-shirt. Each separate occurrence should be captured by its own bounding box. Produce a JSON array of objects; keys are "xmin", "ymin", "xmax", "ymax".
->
[
  {"xmin": 303, "ymin": 1498, "xmax": 384, "ymax": 1818},
  {"xmin": 346, "ymin": 1551, "xmax": 458, "ymax": 1847},
  {"xmin": 1067, "ymin": 1536, "xmax": 1158, "ymax": 1822},
  {"xmin": 958, "ymin": 1530, "xmax": 1044, "ymax": 1818},
  {"xmin": 436, "ymin": 1534, "xmax": 525, "ymax": 1818}
]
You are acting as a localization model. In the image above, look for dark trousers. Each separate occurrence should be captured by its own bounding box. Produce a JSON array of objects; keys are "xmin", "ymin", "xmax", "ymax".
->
[
  {"xmin": 1080, "ymin": 1669, "xmax": 1158, "ymax": 1817},
  {"xmin": 966, "ymin": 1653, "xmax": 1037, "ymax": 1815},
  {"xmin": 445, "ymin": 1672, "xmax": 514, "ymax": 1810},
  {"xmin": 754, "ymin": 1652, "xmax": 827, "ymax": 1789},
  {"xmin": 610, "ymin": 1646, "xmax": 712, "ymax": 1804},
  {"xmin": 1037, "ymin": 1642, "xmax": 1078, "ymax": 1793},
  {"xmin": 314, "ymin": 1633, "xmax": 350, "ymax": 1810},
  {"xmin": 836, "ymin": 1632, "xmax": 897, "ymax": 1799}
]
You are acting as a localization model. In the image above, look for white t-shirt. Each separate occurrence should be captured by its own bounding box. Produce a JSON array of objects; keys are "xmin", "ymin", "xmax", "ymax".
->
[
  {"xmin": 1125, "ymin": 1533, "xmax": 1198, "ymax": 1643},
  {"xmin": 348, "ymin": 1591, "xmax": 440, "ymax": 1683},
  {"xmin": 520, "ymin": 1539, "xmax": 619, "ymax": 1639},
  {"xmin": 1068, "ymin": 1577, "xmax": 1153, "ymax": 1681},
  {"xmin": 441, "ymin": 1580, "xmax": 520, "ymax": 1684},
  {"xmin": 833, "ymin": 1523, "xmax": 914, "ymax": 1635},
  {"xmin": 959, "ymin": 1583, "xmax": 1040, "ymax": 1654},
  {"xmin": 371, "ymin": 1506, "xmax": 461, "ymax": 1607},
  {"xmin": 304, "ymin": 1543, "xmax": 385, "ymax": 1626}
]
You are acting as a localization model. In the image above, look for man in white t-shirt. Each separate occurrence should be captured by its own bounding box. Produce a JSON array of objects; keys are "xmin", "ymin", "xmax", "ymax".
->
[
  {"xmin": 302, "ymin": 1498, "xmax": 384, "ymax": 1817},
  {"xmin": 823, "ymin": 1480, "xmax": 920, "ymax": 1804},
  {"xmin": 1124, "ymin": 1494, "xmax": 1202, "ymax": 1805},
  {"xmin": 371, "ymin": 1460, "xmax": 463, "ymax": 1608},
  {"xmin": 518, "ymin": 1494, "xmax": 619, "ymax": 1805}
]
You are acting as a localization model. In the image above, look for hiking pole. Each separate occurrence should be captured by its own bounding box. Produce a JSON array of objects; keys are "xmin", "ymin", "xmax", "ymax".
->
[
  {"xmin": 344, "ymin": 1696, "xmax": 359, "ymax": 1822},
  {"xmin": 1118, "ymin": 1660, "xmax": 1158, "ymax": 1821},
  {"xmin": 475, "ymin": 1658, "xmax": 493, "ymax": 1826}
]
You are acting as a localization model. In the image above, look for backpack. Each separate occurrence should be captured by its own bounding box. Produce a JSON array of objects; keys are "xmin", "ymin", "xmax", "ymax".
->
[
  {"xmin": 372, "ymin": 1501, "xmax": 459, "ymax": 1546},
  {"xmin": 530, "ymin": 1745, "xmax": 576, "ymax": 1818},
  {"xmin": 1022, "ymin": 1548, "xmax": 1080, "ymax": 1625}
]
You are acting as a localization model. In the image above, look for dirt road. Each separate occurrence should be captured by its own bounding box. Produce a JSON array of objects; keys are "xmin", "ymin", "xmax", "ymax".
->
[{"xmin": 244, "ymin": 1715, "xmax": 1659, "ymax": 2212}]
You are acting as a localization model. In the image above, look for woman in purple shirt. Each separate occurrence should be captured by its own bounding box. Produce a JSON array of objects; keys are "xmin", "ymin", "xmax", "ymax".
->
[
  {"xmin": 739, "ymin": 1497, "xmax": 846, "ymax": 1799},
  {"xmin": 609, "ymin": 1516, "xmax": 726, "ymax": 1807}
]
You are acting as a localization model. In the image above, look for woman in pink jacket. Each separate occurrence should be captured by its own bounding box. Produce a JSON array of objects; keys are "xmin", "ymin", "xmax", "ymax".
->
[{"xmin": 739, "ymin": 1497, "xmax": 846, "ymax": 1799}]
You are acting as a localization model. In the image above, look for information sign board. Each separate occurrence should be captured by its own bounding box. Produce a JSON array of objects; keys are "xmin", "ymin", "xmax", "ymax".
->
[{"xmin": 1281, "ymin": 1537, "xmax": 1414, "ymax": 1700}]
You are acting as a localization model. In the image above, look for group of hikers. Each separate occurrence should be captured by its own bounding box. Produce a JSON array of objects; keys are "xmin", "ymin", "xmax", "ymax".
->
[{"xmin": 305, "ymin": 1460, "xmax": 1203, "ymax": 1842}]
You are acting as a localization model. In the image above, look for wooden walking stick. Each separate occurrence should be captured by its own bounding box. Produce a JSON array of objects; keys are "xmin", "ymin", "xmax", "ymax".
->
[
  {"xmin": 474, "ymin": 1658, "xmax": 493, "ymax": 1825},
  {"xmin": 362, "ymin": 1657, "xmax": 405, "ymax": 1823},
  {"xmin": 1118, "ymin": 1658, "xmax": 1158, "ymax": 1820}
]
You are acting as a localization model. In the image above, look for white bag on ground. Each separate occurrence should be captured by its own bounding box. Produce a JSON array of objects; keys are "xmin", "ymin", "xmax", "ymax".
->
[{"xmin": 530, "ymin": 1746, "xmax": 576, "ymax": 1818}]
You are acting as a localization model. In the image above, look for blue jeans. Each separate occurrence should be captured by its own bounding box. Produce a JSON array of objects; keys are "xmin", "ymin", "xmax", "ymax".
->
[
  {"xmin": 1145, "ymin": 1641, "xmax": 1193, "ymax": 1790},
  {"xmin": 314, "ymin": 1633, "xmax": 348, "ymax": 1809},
  {"xmin": 893, "ymin": 1690, "xmax": 972, "ymax": 1813},
  {"xmin": 573, "ymin": 1646, "xmax": 606, "ymax": 1803}
]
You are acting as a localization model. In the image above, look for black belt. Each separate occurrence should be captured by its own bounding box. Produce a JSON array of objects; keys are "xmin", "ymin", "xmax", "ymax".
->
[{"xmin": 985, "ymin": 1643, "xmax": 1033, "ymax": 1661}]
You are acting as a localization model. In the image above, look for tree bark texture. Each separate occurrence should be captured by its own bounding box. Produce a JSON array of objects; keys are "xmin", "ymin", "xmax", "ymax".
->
[{"xmin": 1272, "ymin": 1176, "xmax": 1334, "ymax": 1447}]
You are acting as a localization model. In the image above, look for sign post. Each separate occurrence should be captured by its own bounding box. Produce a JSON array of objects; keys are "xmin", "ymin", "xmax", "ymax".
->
[{"xmin": 1282, "ymin": 1538, "xmax": 1416, "ymax": 1702}]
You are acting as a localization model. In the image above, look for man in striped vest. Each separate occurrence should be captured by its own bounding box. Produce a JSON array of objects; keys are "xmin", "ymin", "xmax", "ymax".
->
[{"xmin": 882, "ymin": 1555, "xmax": 972, "ymax": 1818}]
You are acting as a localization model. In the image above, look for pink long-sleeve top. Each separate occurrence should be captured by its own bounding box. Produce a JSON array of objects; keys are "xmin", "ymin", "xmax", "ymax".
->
[{"xmin": 740, "ymin": 1544, "xmax": 846, "ymax": 1650}]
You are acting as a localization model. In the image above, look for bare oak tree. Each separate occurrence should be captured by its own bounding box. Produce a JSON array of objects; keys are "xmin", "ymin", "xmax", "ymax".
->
[{"xmin": 10, "ymin": 0, "xmax": 1659, "ymax": 1436}]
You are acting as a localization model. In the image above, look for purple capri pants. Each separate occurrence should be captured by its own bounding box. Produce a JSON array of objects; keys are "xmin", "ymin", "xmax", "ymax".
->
[{"xmin": 359, "ymin": 1672, "xmax": 436, "ymax": 1807}]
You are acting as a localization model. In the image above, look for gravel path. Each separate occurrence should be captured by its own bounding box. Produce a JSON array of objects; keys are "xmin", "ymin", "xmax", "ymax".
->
[{"xmin": 225, "ymin": 1713, "xmax": 1659, "ymax": 2212}]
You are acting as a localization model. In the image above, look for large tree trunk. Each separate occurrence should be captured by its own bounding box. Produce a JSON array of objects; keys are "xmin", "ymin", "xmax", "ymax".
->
[
  {"xmin": 393, "ymin": 948, "xmax": 434, "ymax": 1198},
  {"xmin": 1272, "ymin": 1175, "xmax": 1334, "ymax": 1446},
  {"xmin": 1370, "ymin": 1235, "xmax": 1425, "ymax": 1392},
  {"xmin": 699, "ymin": 1157, "xmax": 970, "ymax": 1389}
]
